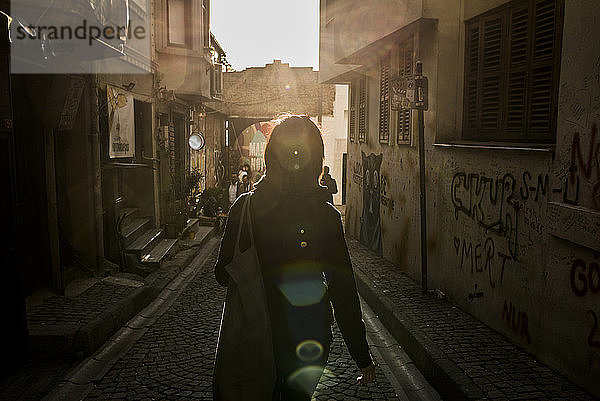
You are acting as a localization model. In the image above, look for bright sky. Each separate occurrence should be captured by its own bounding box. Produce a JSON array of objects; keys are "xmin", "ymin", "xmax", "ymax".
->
[{"xmin": 211, "ymin": 0, "xmax": 320, "ymax": 71}]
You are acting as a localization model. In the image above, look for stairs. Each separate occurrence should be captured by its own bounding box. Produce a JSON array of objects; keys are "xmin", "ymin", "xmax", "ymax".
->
[{"xmin": 117, "ymin": 208, "xmax": 178, "ymax": 273}]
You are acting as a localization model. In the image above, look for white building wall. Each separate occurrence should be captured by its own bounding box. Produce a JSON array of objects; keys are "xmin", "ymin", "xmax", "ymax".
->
[{"xmin": 322, "ymin": 85, "xmax": 349, "ymax": 205}]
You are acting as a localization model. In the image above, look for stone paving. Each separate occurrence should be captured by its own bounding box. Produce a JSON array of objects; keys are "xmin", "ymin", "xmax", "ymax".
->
[
  {"xmin": 27, "ymin": 280, "xmax": 138, "ymax": 328},
  {"xmin": 84, "ymin": 245, "xmax": 401, "ymax": 400},
  {"xmin": 346, "ymin": 237, "xmax": 597, "ymax": 401}
]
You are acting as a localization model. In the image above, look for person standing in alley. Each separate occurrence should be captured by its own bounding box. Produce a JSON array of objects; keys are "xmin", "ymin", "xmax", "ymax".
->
[
  {"xmin": 236, "ymin": 171, "xmax": 251, "ymax": 198},
  {"xmin": 214, "ymin": 115, "xmax": 375, "ymax": 401},
  {"xmin": 320, "ymin": 165, "xmax": 338, "ymax": 205},
  {"xmin": 228, "ymin": 172, "xmax": 239, "ymax": 208}
]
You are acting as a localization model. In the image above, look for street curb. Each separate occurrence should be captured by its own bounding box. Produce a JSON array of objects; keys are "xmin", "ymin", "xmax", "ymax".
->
[
  {"xmin": 72, "ymin": 226, "xmax": 216, "ymax": 357},
  {"xmin": 43, "ymin": 236, "xmax": 221, "ymax": 401},
  {"xmin": 361, "ymin": 298, "xmax": 442, "ymax": 401},
  {"xmin": 354, "ymin": 268, "xmax": 484, "ymax": 401}
]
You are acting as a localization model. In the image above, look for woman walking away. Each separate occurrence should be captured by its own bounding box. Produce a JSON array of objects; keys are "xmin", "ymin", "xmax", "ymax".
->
[{"xmin": 213, "ymin": 115, "xmax": 375, "ymax": 401}]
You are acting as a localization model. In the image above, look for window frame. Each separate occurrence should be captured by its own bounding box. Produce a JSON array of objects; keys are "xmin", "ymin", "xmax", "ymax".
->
[
  {"xmin": 396, "ymin": 36, "xmax": 414, "ymax": 145},
  {"xmin": 202, "ymin": 0, "xmax": 210, "ymax": 48},
  {"xmin": 379, "ymin": 52, "xmax": 391, "ymax": 144},
  {"xmin": 167, "ymin": 0, "xmax": 191, "ymax": 48},
  {"xmin": 462, "ymin": 0, "xmax": 564, "ymax": 143}
]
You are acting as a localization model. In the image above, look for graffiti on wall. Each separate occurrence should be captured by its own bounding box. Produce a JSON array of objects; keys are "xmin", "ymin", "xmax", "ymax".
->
[
  {"xmin": 559, "ymin": 59, "xmax": 600, "ymax": 209},
  {"xmin": 451, "ymin": 172, "xmax": 519, "ymax": 259},
  {"xmin": 380, "ymin": 173, "xmax": 395, "ymax": 211},
  {"xmin": 352, "ymin": 160, "xmax": 363, "ymax": 187},
  {"xmin": 568, "ymin": 255, "xmax": 600, "ymax": 349},
  {"xmin": 570, "ymin": 257, "xmax": 600, "ymax": 297},
  {"xmin": 502, "ymin": 299, "xmax": 531, "ymax": 345},
  {"xmin": 452, "ymin": 235, "xmax": 512, "ymax": 289},
  {"xmin": 360, "ymin": 152, "xmax": 383, "ymax": 255},
  {"xmin": 450, "ymin": 171, "xmax": 551, "ymax": 260},
  {"xmin": 559, "ymin": 123, "xmax": 600, "ymax": 209}
]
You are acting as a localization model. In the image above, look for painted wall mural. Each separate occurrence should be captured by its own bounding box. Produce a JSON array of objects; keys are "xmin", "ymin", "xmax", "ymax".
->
[{"xmin": 359, "ymin": 152, "xmax": 383, "ymax": 256}]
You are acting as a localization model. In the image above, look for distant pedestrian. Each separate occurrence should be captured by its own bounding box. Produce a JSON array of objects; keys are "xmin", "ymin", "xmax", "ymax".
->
[
  {"xmin": 214, "ymin": 115, "xmax": 374, "ymax": 401},
  {"xmin": 236, "ymin": 172, "xmax": 251, "ymax": 197},
  {"xmin": 320, "ymin": 165, "xmax": 338, "ymax": 204},
  {"xmin": 238, "ymin": 163, "xmax": 251, "ymax": 182},
  {"xmin": 228, "ymin": 172, "xmax": 238, "ymax": 207}
]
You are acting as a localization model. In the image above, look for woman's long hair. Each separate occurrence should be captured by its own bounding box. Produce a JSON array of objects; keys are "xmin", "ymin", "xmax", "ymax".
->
[{"xmin": 255, "ymin": 115, "xmax": 324, "ymax": 194}]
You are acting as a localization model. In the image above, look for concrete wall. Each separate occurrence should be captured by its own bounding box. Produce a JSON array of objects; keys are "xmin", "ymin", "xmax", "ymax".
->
[{"xmin": 331, "ymin": 0, "xmax": 600, "ymax": 396}]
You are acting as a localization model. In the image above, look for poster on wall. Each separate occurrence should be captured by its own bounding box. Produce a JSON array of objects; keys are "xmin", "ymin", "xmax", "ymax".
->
[{"xmin": 107, "ymin": 85, "xmax": 135, "ymax": 158}]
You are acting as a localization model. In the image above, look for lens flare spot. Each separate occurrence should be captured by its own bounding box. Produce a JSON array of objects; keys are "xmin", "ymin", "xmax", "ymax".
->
[
  {"xmin": 294, "ymin": 164, "xmax": 300, "ymax": 170},
  {"xmin": 293, "ymin": 150, "xmax": 299, "ymax": 155},
  {"xmin": 285, "ymin": 83, "xmax": 291, "ymax": 90},
  {"xmin": 287, "ymin": 365, "xmax": 325, "ymax": 396},
  {"xmin": 300, "ymin": 229, "xmax": 305, "ymax": 234},
  {"xmin": 296, "ymin": 340, "xmax": 323, "ymax": 362},
  {"xmin": 300, "ymin": 241, "xmax": 308, "ymax": 248},
  {"xmin": 278, "ymin": 278, "xmax": 326, "ymax": 306}
]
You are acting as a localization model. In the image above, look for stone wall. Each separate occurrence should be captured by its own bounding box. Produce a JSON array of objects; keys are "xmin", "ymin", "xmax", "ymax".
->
[{"xmin": 220, "ymin": 60, "xmax": 335, "ymax": 119}]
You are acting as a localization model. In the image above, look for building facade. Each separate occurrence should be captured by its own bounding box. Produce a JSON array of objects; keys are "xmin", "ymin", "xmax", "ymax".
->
[
  {"xmin": 321, "ymin": 0, "xmax": 600, "ymax": 396},
  {"xmin": 4, "ymin": 0, "xmax": 226, "ymax": 377}
]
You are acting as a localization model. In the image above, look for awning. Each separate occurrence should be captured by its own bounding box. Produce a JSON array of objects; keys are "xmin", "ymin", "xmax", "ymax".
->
[{"xmin": 335, "ymin": 18, "xmax": 437, "ymax": 66}]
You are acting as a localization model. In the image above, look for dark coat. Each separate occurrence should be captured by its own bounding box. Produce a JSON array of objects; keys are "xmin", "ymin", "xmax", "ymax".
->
[
  {"xmin": 236, "ymin": 181, "xmax": 250, "ymax": 198},
  {"xmin": 215, "ymin": 186, "xmax": 372, "ymax": 375}
]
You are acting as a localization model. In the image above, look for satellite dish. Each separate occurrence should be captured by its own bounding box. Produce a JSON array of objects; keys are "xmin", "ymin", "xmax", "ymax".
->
[{"xmin": 189, "ymin": 133, "xmax": 205, "ymax": 150}]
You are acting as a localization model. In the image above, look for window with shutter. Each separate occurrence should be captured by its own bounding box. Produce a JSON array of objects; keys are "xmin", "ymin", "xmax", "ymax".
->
[
  {"xmin": 358, "ymin": 75, "xmax": 367, "ymax": 143},
  {"xmin": 397, "ymin": 37, "xmax": 413, "ymax": 144},
  {"xmin": 462, "ymin": 0, "xmax": 563, "ymax": 142},
  {"xmin": 349, "ymin": 82, "xmax": 356, "ymax": 142},
  {"xmin": 379, "ymin": 54, "xmax": 391, "ymax": 143}
]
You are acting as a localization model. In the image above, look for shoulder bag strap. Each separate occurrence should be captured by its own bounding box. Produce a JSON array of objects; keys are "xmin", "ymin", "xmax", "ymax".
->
[
  {"xmin": 233, "ymin": 195, "xmax": 249, "ymax": 255},
  {"xmin": 233, "ymin": 194, "xmax": 255, "ymax": 255},
  {"xmin": 245, "ymin": 194, "xmax": 256, "ymax": 247}
]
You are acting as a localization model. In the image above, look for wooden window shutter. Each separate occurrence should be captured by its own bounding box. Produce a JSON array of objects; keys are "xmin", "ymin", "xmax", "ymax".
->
[
  {"xmin": 464, "ymin": 23, "xmax": 480, "ymax": 135},
  {"xmin": 349, "ymin": 82, "xmax": 356, "ymax": 142},
  {"xmin": 358, "ymin": 75, "xmax": 367, "ymax": 143},
  {"xmin": 506, "ymin": 4, "xmax": 529, "ymax": 134},
  {"xmin": 379, "ymin": 54, "xmax": 391, "ymax": 143},
  {"xmin": 480, "ymin": 14, "xmax": 504, "ymax": 135},
  {"xmin": 463, "ymin": 0, "xmax": 562, "ymax": 142},
  {"xmin": 528, "ymin": 0, "xmax": 560, "ymax": 138},
  {"xmin": 397, "ymin": 37, "xmax": 413, "ymax": 144}
]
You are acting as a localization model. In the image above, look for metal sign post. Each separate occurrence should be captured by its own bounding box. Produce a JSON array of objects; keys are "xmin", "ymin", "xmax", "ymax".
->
[{"xmin": 392, "ymin": 61, "xmax": 429, "ymax": 294}]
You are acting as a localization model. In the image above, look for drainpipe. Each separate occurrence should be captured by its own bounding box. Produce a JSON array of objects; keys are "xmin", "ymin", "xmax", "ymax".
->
[{"xmin": 89, "ymin": 76, "xmax": 105, "ymax": 273}]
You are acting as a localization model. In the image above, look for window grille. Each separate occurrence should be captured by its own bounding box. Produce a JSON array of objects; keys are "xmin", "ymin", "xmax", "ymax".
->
[
  {"xmin": 397, "ymin": 37, "xmax": 413, "ymax": 144},
  {"xmin": 358, "ymin": 75, "xmax": 367, "ymax": 143},
  {"xmin": 349, "ymin": 82, "xmax": 356, "ymax": 142},
  {"xmin": 379, "ymin": 54, "xmax": 391, "ymax": 143},
  {"xmin": 463, "ymin": 0, "xmax": 563, "ymax": 142}
]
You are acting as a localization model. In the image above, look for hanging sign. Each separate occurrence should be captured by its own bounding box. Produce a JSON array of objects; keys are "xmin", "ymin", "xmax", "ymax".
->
[
  {"xmin": 391, "ymin": 76, "xmax": 428, "ymax": 111},
  {"xmin": 107, "ymin": 85, "xmax": 135, "ymax": 158}
]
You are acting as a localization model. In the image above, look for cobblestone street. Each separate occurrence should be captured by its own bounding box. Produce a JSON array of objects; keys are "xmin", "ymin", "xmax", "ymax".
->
[{"xmin": 76, "ymin": 238, "xmax": 406, "ymax": 400}]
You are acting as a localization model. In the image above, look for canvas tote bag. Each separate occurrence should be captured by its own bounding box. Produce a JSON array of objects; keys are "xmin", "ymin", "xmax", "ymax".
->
[{"xmin": 213, "ymin": 194, "xmax": 276, "ymax": 401}]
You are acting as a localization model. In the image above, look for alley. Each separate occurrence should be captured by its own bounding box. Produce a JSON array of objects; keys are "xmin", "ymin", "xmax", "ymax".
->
[{"xmin": 46, "ymin": 238, "xmax": 437, "ymax": 401}]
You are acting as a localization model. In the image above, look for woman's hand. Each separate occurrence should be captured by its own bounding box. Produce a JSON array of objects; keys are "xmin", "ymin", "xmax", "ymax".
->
[{"xmin": 357, "ymin": 363, "xmax": 376, "ymax": 385}]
